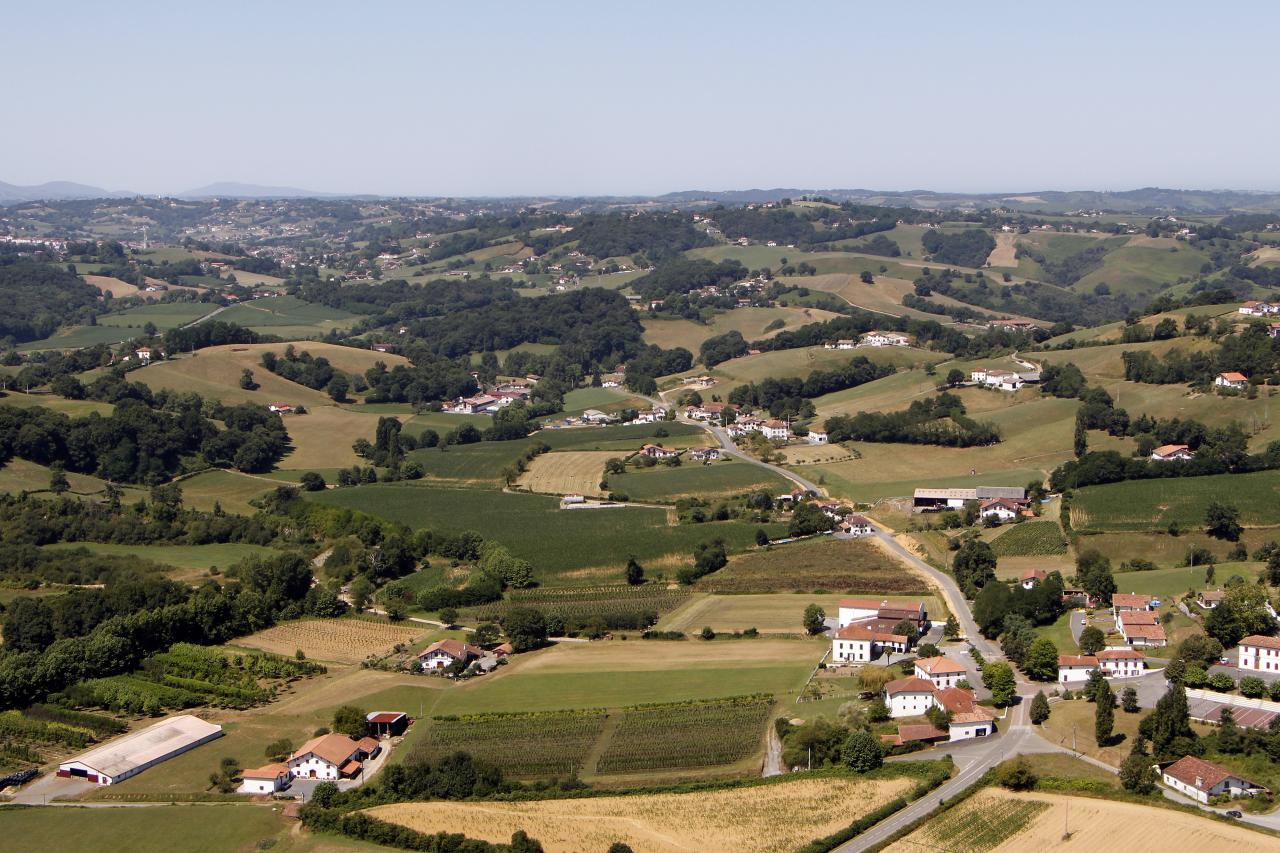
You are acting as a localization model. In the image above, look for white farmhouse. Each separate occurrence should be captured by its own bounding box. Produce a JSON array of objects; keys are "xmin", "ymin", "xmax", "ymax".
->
[{"xmin": 1160, "ymin": 755, "xmax": 1265, "ymax": 804}]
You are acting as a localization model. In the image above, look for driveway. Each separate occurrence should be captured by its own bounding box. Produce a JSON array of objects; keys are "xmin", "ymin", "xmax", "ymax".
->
[{"xmin": 6, "ymin": 773, "xmax": 94, "ymax": 805}]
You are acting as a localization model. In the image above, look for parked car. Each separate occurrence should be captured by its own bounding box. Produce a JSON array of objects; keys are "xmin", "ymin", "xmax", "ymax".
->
[
  {"xmin": 1219, "ymin": 658, "xmax": 1231, "ymax": 666},
  {"xmin": 1226, "ymin": 810, "xmax": 1242, "ymax": 819}
]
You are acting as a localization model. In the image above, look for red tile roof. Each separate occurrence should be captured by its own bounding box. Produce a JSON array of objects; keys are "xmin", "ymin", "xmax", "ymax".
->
[
  {"xmin": 1162, "ymin": 755, "xmax": 1243, "ymax": 792},
  {"xmin": 885, "ymin": 676, "xmax": 935, "ymax": 695},
  {"xmin": 366, "ymin": 712, "xmax": 406, "ymax": 724},
  {"xmin": 1120, "ymin": 611, "xmax": 1159, "ymax": 626},
  {"xmin": 915, "ymin": 656, "xmax": 967, "ymax": 675},
  {"xmin": 1219, "ymin": 372, "xmax": 1248, "ymax": 382},
  {"xmin": 291, "ymin": 734, "xmax": 361, "ymax": 767},
  {"xmin": 1097, "ymin": 649, "xmax": 1146, "ymax": 661},
  {"xmin": 1121, "ymin": 623, "xmax": 1167, "ymax": 640},
  {"xmin": 950, "ymin": 711, "xmax": 995, "ymax": 725},
  {"xmin": 1058, "ymin": 655, "xmax": 1099, "ymax": 667},
  {"xmin": 242, "ymin": 763, "xmax": 289, "ymax": 779},
  {"xmin": 1021, "ymin": 569, "xmax": 1047, "ymax": 581},
  {"xmin": 1112, "ymin": 593, "xmax": 1153, "ymax": 609},
  {"xmin": 1152, "ymin": 444, "xmax": 1192, "ymax": 457},
  {"xmin": 891, "ymin": 724, "xmax": 948, "ymax": 743},
  {"xmin": 935, "ymin": 687, "xmax": 985, "ymax": 715},
  {"xmin": 1241, "ymin": 635, "xmax": 1280, "ymax": 650},
  {"xmin": 419, "ymin": 639, "xmax": 483, "ymax": 660}
]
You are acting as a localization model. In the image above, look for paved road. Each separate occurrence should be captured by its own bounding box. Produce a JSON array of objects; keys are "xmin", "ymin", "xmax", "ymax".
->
[
  {"xmin": 702, "ymin": 424, "xmax": 825, "ymax": 495},
  {"xmin": 179, "ymin": 303, "xmax": 229, "ymax": 329},
  {"xmin": 866, "ymin": 527, "xmax": 998, "ymax": 661},
  {"xmin": 1070, "ymin": 610, "xmax": 1087, "ymax": 645}
]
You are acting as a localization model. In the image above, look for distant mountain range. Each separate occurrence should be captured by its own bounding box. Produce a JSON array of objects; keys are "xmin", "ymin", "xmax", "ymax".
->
[
  {"xmin": 0, "ymin": 180, "xmax": 135, "ymax": 203},
  {"xmin": 5, "ymin": 180, "xmax": 1280, "ymax": 214},
  {"xmin": 175, "ymin": 182, "xmax": 345, "ymax": 199},
  {"xmin": 658, "ymin": 187, "xmax": 1280, "ymax": 214}
]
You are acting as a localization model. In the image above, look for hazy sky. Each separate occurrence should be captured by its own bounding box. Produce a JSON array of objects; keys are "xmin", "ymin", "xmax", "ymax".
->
[{"xmin": 4, "ymin": 1, "xmax": 1277, "ymax": 196}]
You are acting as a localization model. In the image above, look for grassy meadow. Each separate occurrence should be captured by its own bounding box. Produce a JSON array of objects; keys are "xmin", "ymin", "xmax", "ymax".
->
[
  {"xmin": 308, "ymin": 482, "xmax": 787, "ymax": 582},
  {"xmin": 607, "ymin": 459, "xmax": 791, "ymax": 501}
]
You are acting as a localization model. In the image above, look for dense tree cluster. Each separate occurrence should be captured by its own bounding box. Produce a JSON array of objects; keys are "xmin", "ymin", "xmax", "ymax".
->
[
  {"xmin": 727, "ymin": 357, "xmax": 894, "ymax": 419},
  {"xmin": 1122, "ymin": 323, "xmax": 1280, "ymax": 386},
  {"xmin": 973, "ymin": 572, "xmax": 1067, "ymax": 638},
  {"xmin": 572, "ymin": 212, "xmax": 712, "ymax": 261},
  {"xmin": 631, "ymin": 259, "xmax": 748, "ymax": 301},
  {"xmin": 824, "ymin": 393, "xmax": 1000, "ymax": 447},
  {"xmin": 921, "ymin": 229, "xmax": 996, "ymax": 268},
  {"xmin": 0, "ymin": 552, "xmax": 335, "ymax": 709},
  {"xmin": 261, "ymin": 346, "xmax": 343, "ymax": 391},
  {"xmin": 0, "ymin": 395, "xmax": 287, "ymax": 483},
  {"xmin": 0, "ymin": 260, "xmax": 103, "ymax": 344}
]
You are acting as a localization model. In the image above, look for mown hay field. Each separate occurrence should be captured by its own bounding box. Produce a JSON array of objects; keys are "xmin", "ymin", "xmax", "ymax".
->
[
  {"xmin": 235, "ymin": 617, "xmax": 425, "ymax": 663},
  {"xmin": 432, "ymin": 640, "xmax": 817, "ymax": 715},
  {"xmin": 82, "ymin": 274, "xmax": 140, "ymax": 297},
  {"xmin": 134, "ymin": 341, "xmax": 408, "ymax": 404},
  {"xmin": 213, "ymin": 295, "xmax": 359, "ymax": 336},
  {"xmin": 1071, "ymin": 470, "xmax": 1280, "ymax": 532},
  {"xmin": 642, "ymin": 306, "xmax": 842, "ymax": 351},
  {"xmin": 887, "ymin": 788, "xmax": 1270, "ymax": 853},
  {"xmin": 607, "ymin": 459, "xmax": 791, "ymax": 501},
  {"xmin": 697, "ymin": 537, "xmax": 929, "ymax": 595},
  {"xmin": 370, "ymin": 777, "xmax": 913, "ymax": 853},
  {"xmin": 657, "ymin": 592, "xmax": 936, "ymax": 634},
  {"xmin": 517, "ymin": 450, "xmax": 615, "ymax": 496}
]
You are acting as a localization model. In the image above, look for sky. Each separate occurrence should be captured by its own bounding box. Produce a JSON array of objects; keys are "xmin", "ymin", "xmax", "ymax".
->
[{"xmin": 3, "ymin": 1, "xmax": 1277, "ymax": 197}]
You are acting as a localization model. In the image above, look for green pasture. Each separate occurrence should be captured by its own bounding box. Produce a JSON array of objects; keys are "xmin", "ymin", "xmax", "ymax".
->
[
  {"xmin": 307, "ymin": 482, "xmax": 787, "ymax": 580},
  {"xmin": 608, "ymin": 459, "xmax": 791, "ymax": 502},
  {"xmin": 1072, "ymin": 470, "xmax": 1280, "ymax": 533}
]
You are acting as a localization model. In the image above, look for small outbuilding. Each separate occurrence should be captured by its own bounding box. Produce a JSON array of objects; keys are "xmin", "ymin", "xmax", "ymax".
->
[
  {"xmin": 366, "ymin": 711, "xmax": 409, "ymax": 738},
  {"xmin": 238, "ymin": 763, "xmax": 290, "ymax": 795}
]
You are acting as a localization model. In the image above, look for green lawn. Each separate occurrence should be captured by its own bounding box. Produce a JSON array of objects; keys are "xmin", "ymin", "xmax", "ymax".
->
[
  {"xmin": 0, "ymin": 805, "xmax": 326, "ymax": 853},
  {"xmin": 1111, "ymin": 563, "xmax": 1256, "ymax": 602},
  {"xmin": 608, "ymin": 460, "xmax": 791, "ymax": 502},
  {"xmin": 179, "ymin": 469, "xmax": 277, "ymax": 515},
  {"xmin": 41, "ymin": 541, "xmax": 279, "ymax": 572},
  {"xmin": 96, "ymin": 302, "xmax": 219, "ymax": 329},
  {"xmin": 308, "ymin": 482, "xmax": 787, "ymax": 581},
  {"xmin": 1072, "ymin": 470, "xmax": 1280, "ymax": 532},
  {"xmin": 214, "ymin": 295, "xmax": 358, "ymax": 336},
  {"xmin": 432, "ymin": 662, "xmax": 813, "ymax": 714}
]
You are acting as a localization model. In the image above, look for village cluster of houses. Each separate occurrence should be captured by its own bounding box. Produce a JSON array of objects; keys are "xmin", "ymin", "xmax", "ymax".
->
[
  {"xmin": 969, "ymin": 366, "xmax": 1041, "ymax": 392},
  {"xmin": 1238, "ymin": 300, "xmax": 1280, "ymax": 317},
  {"xmin": 823, "ymin": 331, "xmax": 910, "ymax": 350},
  {"xmin": 446, "ymin": 377, "xmax": 539, "ymax": 414},
  {"xmin": 237, "ymin": 712, "xmax": 409, "ymax": 794}
]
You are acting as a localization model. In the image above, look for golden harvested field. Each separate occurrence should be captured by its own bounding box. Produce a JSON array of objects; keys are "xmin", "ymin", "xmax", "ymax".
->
[
  {"xmin": 135, "ymin": 342, "xmax": 409, "ymax": 406},
  {"xmin": 280, "ymin": 405, "xmax": 402, "ymax": 469},
  {"xmin": 517, "ymin": 450, "xmax": 615, "ymax": 496},
  {"xmin": 987, "ymin": 232, "xmax": 1019, "ymax": 267},
  {"xmin": 83, "ymin": 274, "xmax": 140, "ymax": 297},
  {"xmin": 368, "ymin": 777, "xmax": 913, "ymax": 853},
  {"xmin": 642, "ymin": 306, "xmax": 841, "ymax": 351},
  {"xmin": 235, "ymin": 618, "xmax": 426, "ymax": 663},
  {"xmin": 885, "ymin": 788, "xmax": 1275, "ymax": 853},
  {"xmin": 1249, "ymin": 246, "xmax": 1280, "ymax": 266}
]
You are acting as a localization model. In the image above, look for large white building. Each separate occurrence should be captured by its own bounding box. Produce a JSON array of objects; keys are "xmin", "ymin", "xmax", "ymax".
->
[
  {"xmin": 830, "ymin": 623, "xmax": 908, "ymax": 663},
  {"xmin": 238, "ymin": 763, "xmax": 290, "ymax": 795},
  {"xmin": 57, "ymin": 716, "xmax": 223, "ymax": 786},
  {"xmin": 883, "ymin": 678, "xmax": 995, "ymax": 741},
  {"xmin": 1239, "ymin": 635, "xmax": 1280, "ymax": 672},
  {"xmin": 287, "ymin": 733, "xmax": 379, "ymax": 781}
]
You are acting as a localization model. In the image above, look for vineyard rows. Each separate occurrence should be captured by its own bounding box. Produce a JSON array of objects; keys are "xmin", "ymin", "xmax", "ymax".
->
[
  {"xmin": 915, "ymin": 797, "xmax": 1049, "ymax": 851},
  {"xmin": 596, "ymin": 697, "xmax": 772, "ymax": 774},
  {"xmin": 465, "ymin": 585, "xmax": 690, "ymax": 626},
  {"xmin": 414, "ymin": 710, "xmax": 607, "ymax": 777},
  {"xmin": 991, "ymin": 521, "xmax": 1067, "ymax": 556}
]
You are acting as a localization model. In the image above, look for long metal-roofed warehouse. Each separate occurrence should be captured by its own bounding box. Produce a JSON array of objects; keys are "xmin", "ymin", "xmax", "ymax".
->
[
  {"xmin": 912, "ymin": 486, "xmax": 1026, "ymax": 511},
  {"xmin": 57, "ymin": 715, "xmax": 223, "ymax": 785}
]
